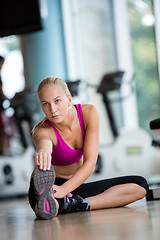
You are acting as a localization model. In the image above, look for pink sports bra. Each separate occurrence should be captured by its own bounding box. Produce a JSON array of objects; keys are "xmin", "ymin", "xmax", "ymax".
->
[{"xmin": 44, "ymin": 104, "xmax": 85, "ymax": 166}]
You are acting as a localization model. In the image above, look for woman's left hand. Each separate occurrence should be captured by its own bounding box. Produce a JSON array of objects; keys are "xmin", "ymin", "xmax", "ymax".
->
[{"xmin": 52, "ymin": 184, "xmax": 67, "ymax": 199}]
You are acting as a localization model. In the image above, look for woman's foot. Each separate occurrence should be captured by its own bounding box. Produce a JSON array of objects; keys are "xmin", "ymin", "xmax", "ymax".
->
[
  {"xmin": 60, "ymin": 194, "xmax": 90, "ymax": 214},
  {"xmin": 33, "ymin": 165, "xmax": 57, "ymax": 220}
]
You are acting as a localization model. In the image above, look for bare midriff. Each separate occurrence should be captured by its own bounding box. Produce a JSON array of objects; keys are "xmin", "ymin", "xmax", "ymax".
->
[{"xmin": 54, "ymin": 157, "xmax": 83, "ymax": 179}]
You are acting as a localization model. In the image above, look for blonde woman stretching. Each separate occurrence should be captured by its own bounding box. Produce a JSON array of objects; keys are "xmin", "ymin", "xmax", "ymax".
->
[{"xmin": 28, "ymin": 77, "xmax": 149, "ymax": 219}]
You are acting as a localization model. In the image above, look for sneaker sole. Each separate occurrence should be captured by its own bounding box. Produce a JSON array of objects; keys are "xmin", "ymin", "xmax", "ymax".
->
[{"xmin": 33, "ymin": 165, "xmax": 57, "ymax": 219}]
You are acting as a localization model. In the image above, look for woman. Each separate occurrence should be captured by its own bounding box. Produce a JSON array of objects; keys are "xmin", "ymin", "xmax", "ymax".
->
[{"xmin": 28, "ymin": 77, "xmax": 149, "ymax": 220}]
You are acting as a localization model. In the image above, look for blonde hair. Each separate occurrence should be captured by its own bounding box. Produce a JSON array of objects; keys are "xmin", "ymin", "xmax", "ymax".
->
[{"xmin": 32, "ymin": 77, "xmax": 71, "ymax": 133}]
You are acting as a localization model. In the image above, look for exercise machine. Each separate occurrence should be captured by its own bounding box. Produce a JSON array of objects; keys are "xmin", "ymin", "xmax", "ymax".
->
[
  {"xmin": 146, "ymin": 119, "xmax": 160, "ymax": 201},
  {"xmin": 0, "ymin": 89, "xmax": 35, "ymax": 198},
  {"xmin": 96, "ymin": 71, "xmax": 159, "ymax": 178}
]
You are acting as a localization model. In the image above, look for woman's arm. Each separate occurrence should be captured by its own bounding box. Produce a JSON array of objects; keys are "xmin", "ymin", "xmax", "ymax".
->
[
  {"xmin": 33, "ymin": 127, "xmax": 53, "ymax": 171},
  {"xmin": 53, "ymin": 104, "xmax": 99, "ymax": 198}
]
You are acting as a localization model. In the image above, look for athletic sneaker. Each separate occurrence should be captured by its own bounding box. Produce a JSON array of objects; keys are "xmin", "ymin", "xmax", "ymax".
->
[
  {"xmin": 33, "ymin": 165, "xmax": 90, "ymax": 218},
  {"xmin": 60, "ymin": 194, "xmax": 90, "ymax": 214},
  {"xmin": 33, "ymin": 165, "xmax": 57, "ymax": 220}
]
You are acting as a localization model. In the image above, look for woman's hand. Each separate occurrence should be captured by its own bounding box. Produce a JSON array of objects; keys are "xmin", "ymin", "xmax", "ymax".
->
[
  {"xmin": 35, "ymin": 151, "xmax": 52, "ymax": 171},
  {"xmin": 53, "ymin": 184, "xmax": 67, "ymax": 199}
]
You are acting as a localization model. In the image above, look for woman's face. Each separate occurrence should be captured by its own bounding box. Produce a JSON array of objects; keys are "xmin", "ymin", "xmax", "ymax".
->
[{"xmin": 39, "ymin": 85, "xmax": 72, "ymax": 124}]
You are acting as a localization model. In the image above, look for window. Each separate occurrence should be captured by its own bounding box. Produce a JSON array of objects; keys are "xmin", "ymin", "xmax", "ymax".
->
[
  {"xmin": 0, "ymin": 35, "xmax": 25, "ymax": 98},
  {"xmin": 62, "ymin": 0, "xmax": 117, "ymax": 143},
  {"xmin": 127, "ymin": 0, "xmax": 160, "ymax": 132}
]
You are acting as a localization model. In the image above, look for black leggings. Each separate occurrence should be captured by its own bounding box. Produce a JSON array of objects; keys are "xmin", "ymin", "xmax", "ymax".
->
[{"xmin": 28, "ymin": 175, "xmax": 149, "ymax": 212}]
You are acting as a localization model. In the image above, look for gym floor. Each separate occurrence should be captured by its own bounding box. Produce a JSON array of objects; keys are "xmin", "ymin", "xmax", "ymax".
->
[{"xmin": 0, "ymin": 196, "xmax": 160, "ymax": 240}]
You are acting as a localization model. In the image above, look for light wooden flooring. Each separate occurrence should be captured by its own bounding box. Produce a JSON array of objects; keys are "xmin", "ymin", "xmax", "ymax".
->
[{"xmin": 0, "ymin": 197, "xmax": 160, "ymax": 240}]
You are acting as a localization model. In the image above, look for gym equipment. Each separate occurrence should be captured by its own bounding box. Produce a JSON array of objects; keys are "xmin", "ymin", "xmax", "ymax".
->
[
  {"xmin": 97, "ymin": 71, "xmax": 124, "ymax": 138},
  {"xmin": 0, "ymin": 146, "xmax": 34, "ymax": 198},
  {"xmin": 150, "ymin": 118, "xmax": 160, "ymax": 147},
  {"xmin": 0, "ymin": 89, "xmax": 35, "ymax": 198},
  {"xmin": 67, "ymin": 80, "xmax": 81, "ymax": 97},
  {"xmin": 96, "ymin": 71, "xmax": 159, "ymax": 178},
  {"xmin": 146, "ymin": 118, "xmax": 160, "ymax": 201}
]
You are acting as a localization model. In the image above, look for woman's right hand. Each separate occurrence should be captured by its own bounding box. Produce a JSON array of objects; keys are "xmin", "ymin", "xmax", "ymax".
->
[{"xmin": 35, "ymin": 151, "xmax": 52, "ymax": 171}]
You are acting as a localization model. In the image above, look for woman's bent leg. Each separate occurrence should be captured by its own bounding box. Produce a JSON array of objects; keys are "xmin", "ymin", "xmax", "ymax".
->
[
  {"xmin": 72, "ymin": 175, "xmax": 149, "ymax": 210},
  {"xmin": 88, "ymin": 183, "xmax": 146, "ymax": 210}
]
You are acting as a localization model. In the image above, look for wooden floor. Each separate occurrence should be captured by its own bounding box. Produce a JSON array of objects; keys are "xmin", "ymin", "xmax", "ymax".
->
[{"xmin": 0, "ymin": 197, "xmax": 160, "ymax": 240}]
